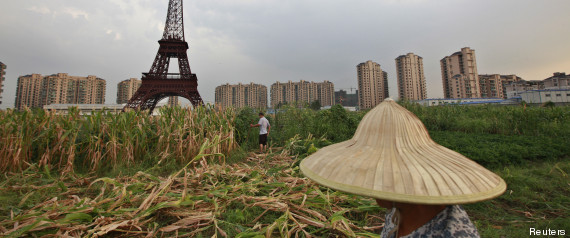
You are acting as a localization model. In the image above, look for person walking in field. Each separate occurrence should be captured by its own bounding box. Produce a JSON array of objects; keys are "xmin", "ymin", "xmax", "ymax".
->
[{"xmin": 250, "ymin": 112, "xmax": 271, "ymax": 153}]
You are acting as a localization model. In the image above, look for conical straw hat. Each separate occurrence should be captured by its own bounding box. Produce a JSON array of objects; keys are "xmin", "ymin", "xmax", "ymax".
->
[{"xmin": 300, "ymin": 99, "xmax": 506, "ymax": 204}]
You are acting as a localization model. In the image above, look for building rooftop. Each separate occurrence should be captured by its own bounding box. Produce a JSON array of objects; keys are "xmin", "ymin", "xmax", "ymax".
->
[
  {"xmin": 419, "ymin": 97, "xmax": 503, "ymax": 101},
  {"xmin": 459, "ymin": 100, "xmax": 506, "ymax": 105},
  {"xmin": 525, "ymin": 89, "xmax": 570, "ymax": 92},
  {"xmin": 43, "ymin": 104, "xmax": 126, "ymax": 109}
]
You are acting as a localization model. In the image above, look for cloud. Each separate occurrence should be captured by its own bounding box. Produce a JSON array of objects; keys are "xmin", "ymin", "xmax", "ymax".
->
[
  {"xmin": 62, "ymin": 7, "xmax": 89, "ymax": 20},
  {"xmin": 26, "ymin": 5, "xmax": 89, "ymax": 20},
  {"xmin": 105, "ymin": 29, "xmax": 122, "ymax": 40},
  {"xmin": 157, "ymin": 22, "xmax": 165, "ymax": 33},
  {"xmin": 27, "ymin": 6, "xmax": 52, "ymax": 15},
  {"xmin": 381, "ymin": 0, "xmax": 429, "ymax": 5}
]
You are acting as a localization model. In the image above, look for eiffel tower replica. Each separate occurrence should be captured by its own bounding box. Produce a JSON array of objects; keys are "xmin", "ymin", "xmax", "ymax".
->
[{"xmin": 123, "ymin": 0, "xmax": 203, "ymax": 113}]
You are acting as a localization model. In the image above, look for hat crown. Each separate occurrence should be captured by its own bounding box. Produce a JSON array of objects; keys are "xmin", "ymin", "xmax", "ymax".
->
[{"xmin": 352, "ymin": 100, "xmax": 434, "ymax": 148}]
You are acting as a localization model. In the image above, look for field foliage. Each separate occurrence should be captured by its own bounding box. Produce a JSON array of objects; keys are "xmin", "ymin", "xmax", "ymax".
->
[
  {"xmin": 401, "ymin": 101, "xmax": 570, "ymax": 137},
  {"xmin": 236, "ymin": 102, "xmax": 570, "ymax": 167},
  {"xmin": 401, "ymin": 102, "xmax": 570, "ymax": 167},
  {"xmin": 234, "ymin": 105, "xmax": 365, "ymax": 153},
  {"xmin": 0, "ymin": 103, "xmax": 568, "ymax": 237}
]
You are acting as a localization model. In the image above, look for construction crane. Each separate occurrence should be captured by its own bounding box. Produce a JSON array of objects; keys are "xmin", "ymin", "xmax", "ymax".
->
[{"xmin": 338, "ymin": 87, "xmax": 357, "ymax": 94}]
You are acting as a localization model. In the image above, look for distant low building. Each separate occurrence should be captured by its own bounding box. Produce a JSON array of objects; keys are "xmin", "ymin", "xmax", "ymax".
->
[
  {"xmin": 518, "ymin": 89, "xmax": 570, "ymax": 104},
  {"xmin": 215, "ymin": 82, "xmax": 267, "ymax": 109},
  {"xmin": 342, "ymin": 106, "xmax": 358, "ymax": 112},
  {"xmin": 505, "ymin": 80, "xmax": 543, "ymax": 98},
  {"xmin": 505, "ymin": 72, "xmax": 570, "ymax": 99},
  {"xmin": 543, "ymin": 72, "xmax": 570, "ymax": 89},
  {"xmin": 416, "ymin": 98, "xmax": 506, "ymax": 107},
  {"xmin": 43, "ymin": 104, "xmax": 125, "ymax": 115},
  {"xmin": 44, "ymin": 102, "xmax": 169, "ymax": 115}
]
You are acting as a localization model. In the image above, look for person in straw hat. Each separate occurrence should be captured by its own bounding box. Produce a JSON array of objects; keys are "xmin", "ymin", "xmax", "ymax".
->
[{"xmin": 300, "ymin": 98, "xmax": 506, "ymax": 237}]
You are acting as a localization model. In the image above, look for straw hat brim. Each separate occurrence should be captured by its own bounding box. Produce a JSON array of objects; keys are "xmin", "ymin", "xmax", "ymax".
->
[
  {"xmin": 300, "ymin": 100, "xmax": 506, "ymax": 205},
  {"xmin": 300, "ymin": 145, "xmax": 507, "ymax": 204}
]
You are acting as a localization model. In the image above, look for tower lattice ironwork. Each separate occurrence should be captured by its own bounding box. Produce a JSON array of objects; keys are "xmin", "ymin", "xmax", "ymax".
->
[{"xmin": 123, "ymin": 0, "xmax": 203, "ymax": 113}]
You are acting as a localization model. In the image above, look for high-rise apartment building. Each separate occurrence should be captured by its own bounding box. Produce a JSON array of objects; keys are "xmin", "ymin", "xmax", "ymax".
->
[
  {"xmin": 167, "ymin": 96, "xmax": 179, "ymax": 107},
  {"xmin": 15, "ymin": 74, "xmax": 43, "ymax": 109},
  {"xmin": 0, "ymin": 62, "xmax": 6, "ymax": 105},
  {"xmin": 441, "ymin": 47, "xmax": 480, "ymax": 99},
  {"xmin": 356, "ymin": 60, "xmax": 389, "ymax": 109},
  {"xmin": 15, "ymin": 73, "xmax": 106, "ymax": 110},
  {"xmin": 395, "ymin": 53, "xmax": 427, "ymax": 101},
  {"xmin": 478, "ymin": 74, "xmax": 522, "ymax": 99},
  {"xmin": 270, "ymin": 80, "xmax": 334, "ymax": 108},
  {"xmin": 383, "ymin": 71, "xmax": 389, "ymax": 100},
  {"xmin": 215, "ymin": 83, "xmax": 268, "ymax": 109},
  {"xmin": 117, "ymin": 78, "xmax": 141, "ymax": 104}
]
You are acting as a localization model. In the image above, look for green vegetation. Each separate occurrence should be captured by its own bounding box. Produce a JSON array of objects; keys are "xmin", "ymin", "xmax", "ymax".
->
[
  {"xmin": 0, "ymin": 103, "xmax": 568, "ymax": 237},
  {"xmin": 401, "ymin": 101, "xmax": 570, "ymax": 168},
  {"xmin": 467, "ymin": 161, "xmax": 569, "ymax": 237},
  {"xmin": 401, "ymin": 100, "xmax": 569, "ymax": 138},
  {"xmin": 233, "ymin": 104, "xmax": 364, "ymax": 153}
]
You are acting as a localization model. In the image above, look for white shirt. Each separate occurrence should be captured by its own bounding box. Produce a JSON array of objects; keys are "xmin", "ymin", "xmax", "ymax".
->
[{"xmin": 258, "ymin": 117, "xmax": 270, "ymax": 135}]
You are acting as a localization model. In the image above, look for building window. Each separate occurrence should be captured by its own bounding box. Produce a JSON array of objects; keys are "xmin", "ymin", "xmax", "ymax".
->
[
  {"xmin": 556, "ymin": 94, "xmax": 561, "ymax": 97},
  {"xmin": 545, "ymin": 94, "xmax": 551, "ymax": 97}
]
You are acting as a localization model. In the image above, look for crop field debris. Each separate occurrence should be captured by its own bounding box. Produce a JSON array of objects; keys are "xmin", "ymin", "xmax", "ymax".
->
[{"xmin": 0, "ymin": 148, "xmax": 385, "ymax": 237}]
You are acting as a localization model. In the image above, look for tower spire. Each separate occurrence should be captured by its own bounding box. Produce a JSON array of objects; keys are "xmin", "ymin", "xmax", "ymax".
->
[{"xmin": 162, "ymin": 0, "xmax": 185, "ymax": 41}]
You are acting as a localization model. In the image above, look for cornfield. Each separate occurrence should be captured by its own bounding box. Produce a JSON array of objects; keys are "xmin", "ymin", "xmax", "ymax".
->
[
  {"xmin": 0, "ymin": 142, "xmax": 384, "ymax": 237},
  {"xmin": 0, "ymin": 106, "xmax": 237, "ymax": 173},
  {"xmin": 0, "ymin": 103, "xmax": 568, "ymax": 237}
]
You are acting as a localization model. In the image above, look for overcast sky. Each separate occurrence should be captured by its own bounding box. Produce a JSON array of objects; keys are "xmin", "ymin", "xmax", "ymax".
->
[{"xmin": 1, "ymin": 0, "xmax": 569, "ymax": 108}]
